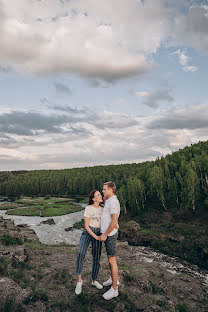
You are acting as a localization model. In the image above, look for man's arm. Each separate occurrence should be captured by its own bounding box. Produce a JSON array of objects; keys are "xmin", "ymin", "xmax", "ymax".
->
[{"xmin": 100, "ymin": 214, "xmax": 118, "ymax": 242}]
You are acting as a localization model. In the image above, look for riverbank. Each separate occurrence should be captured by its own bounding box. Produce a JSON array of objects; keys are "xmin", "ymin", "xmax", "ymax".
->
[
  {"xmin": 0, "ymin": 217, "xmax": 208, "ymax": 312},
  {"xmin": 118, "ymin": 210, "xmax": 208, "ymax": 271},
  {"xmin": 0, "ymin": 196, "xmax": 85, "ymax": 217}
]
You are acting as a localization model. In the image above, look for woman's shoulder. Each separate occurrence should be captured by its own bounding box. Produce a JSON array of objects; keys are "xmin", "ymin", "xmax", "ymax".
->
[{"xmin": 85, "ymin": 205, "xmax": 91, "ymax": 209}]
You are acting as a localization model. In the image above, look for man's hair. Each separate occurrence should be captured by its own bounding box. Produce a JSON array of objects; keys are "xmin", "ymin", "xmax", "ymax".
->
[{"xmin": 104, "ymin": 181, "xmax": 116, "ymax": 193}]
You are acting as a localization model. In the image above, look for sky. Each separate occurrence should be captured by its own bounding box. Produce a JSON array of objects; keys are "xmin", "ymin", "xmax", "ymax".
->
[{"xmin": 0, "ymin": 0, "xmax": 208, "ymax": 171}]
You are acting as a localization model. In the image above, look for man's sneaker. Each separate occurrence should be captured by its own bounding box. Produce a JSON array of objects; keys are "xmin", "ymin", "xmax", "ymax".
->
[
  {"xmin": 92, "ymin": 280, "xmax": 103, "ymax": 289},
  {"xmin": 103, "ymin": 277, "xmax": 120, "ymax": 287},
  {"xmin": 75, "ymin": 280, "xmax": 83, "ymax": 295},
  {"xmin": 103, "ymin": 286, "xmax": 119, "ymax": 300}
]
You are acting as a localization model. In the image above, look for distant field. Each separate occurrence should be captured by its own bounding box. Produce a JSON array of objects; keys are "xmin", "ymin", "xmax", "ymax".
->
[{"xmin": 0, "ymin": 196, "xmax": 84, "ymax": 217}]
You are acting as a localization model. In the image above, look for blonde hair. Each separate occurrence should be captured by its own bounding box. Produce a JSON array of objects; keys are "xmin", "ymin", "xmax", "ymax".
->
[{"xmin": 104, "ymin": 181, "xmax": 116, "ymax": 193}]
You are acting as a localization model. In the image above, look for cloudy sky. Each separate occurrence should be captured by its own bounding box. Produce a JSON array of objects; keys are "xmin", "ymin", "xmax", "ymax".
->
[{"xmin": 0, "ymin": 0, "xmax": 208, "ymax": 170}]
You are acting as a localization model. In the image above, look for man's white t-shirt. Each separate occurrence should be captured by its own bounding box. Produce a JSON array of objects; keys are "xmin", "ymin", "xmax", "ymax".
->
[{"xmin": 100, "ymin": 195, "xmax": 120, "ymax": 236}]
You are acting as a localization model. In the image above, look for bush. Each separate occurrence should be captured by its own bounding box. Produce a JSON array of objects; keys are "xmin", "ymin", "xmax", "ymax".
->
[
  {"xmin": 176, "ymin": 302, "xmax": 189, "ymax": 312},
  {"xmin": 44, "ymin": 195, "xmax": 50, "ymax": 200},
  {"xmin": 1, "ymin": 234, "xmax": 23, "ymax": 246}
]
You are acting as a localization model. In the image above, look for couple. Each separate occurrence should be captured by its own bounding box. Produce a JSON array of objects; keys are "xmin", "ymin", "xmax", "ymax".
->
[{"xmin": 75, "ymin": 181, "xmax": 120, "ymax": 300}]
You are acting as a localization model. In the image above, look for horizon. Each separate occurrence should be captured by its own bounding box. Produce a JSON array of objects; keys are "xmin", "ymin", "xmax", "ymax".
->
[
  {"xmin": 1, "ymin": 1, "xmax": 208, "ymax": 171},
  {"xmin": 1, "ymin": 139, "xmax": 206, "ymax": 172}
]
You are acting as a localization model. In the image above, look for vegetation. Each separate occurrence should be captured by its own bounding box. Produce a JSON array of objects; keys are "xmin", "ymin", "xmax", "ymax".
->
[
  {"xmin": 0, "ymin": 140, "xmax": 207, "ymax": 218},
  {"xmin": 0, "ymin": 140, "xmax": 208, "ymax": 268},
  {"xmin": 0, "ymin": 197, "xmax": 83, "ymax": 217}
]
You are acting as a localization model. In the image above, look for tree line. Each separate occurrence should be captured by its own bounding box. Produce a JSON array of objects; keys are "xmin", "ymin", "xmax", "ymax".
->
[{"xmin": 0, "ymin": 140, "xmax": 208, "ymax": 216}]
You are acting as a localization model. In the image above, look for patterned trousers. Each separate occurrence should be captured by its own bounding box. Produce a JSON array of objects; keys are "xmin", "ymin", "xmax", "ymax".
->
[{"xmin": 76, "ymin": 227, "xmax": 102, "ymax": 281}]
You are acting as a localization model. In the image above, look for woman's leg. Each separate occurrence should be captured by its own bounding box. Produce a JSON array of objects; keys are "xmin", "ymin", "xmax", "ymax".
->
[
  {"xmin": 76, "ymin": 230, "xmax": 91, "ymax": 280},
  {"xmin": 91, "ymin": 236, "xmax": 102, "ymax": 281}
]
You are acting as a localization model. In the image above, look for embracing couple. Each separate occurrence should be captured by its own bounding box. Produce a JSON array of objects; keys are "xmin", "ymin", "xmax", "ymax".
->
[{"xmin": 75, "ymin": 181, "xmax": 120, "ymax": 300}]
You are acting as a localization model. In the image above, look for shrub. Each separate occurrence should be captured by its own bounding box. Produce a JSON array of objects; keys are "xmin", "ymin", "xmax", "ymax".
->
[{"xmin": 1, "ymin": 234, "xmax": 23, "ymax": 246}]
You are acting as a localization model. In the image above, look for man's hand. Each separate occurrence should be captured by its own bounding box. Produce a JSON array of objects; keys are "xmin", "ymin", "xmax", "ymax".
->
[{"xmin": 100, "ymin": 234, "xmax": 107, "ymax": 242}]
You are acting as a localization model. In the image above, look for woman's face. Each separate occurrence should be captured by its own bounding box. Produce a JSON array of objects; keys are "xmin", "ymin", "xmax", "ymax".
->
[{"xmin": 93, "ymin": 191, "xmax": 102, "ymax": 203}]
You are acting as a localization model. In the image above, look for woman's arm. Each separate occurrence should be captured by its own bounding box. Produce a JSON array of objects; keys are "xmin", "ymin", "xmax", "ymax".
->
[{"xmin": 84, "ymin": 217, "xmax": 100, "ymax": 240}]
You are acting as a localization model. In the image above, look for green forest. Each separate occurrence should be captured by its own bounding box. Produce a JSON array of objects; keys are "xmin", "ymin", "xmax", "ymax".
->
[
  {"xmin": 1, "ymin": 140, "xmax": 208, "ymax": 217},
  {"xmin": 0, "ymin": 140, "xmax": 208, "ymax": 268}
]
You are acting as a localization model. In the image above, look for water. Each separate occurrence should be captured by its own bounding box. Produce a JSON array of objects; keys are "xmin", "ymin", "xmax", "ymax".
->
[
  {"xmin": 0, "ymin": 202, "xmax": 85, "ymax": 245},
  {"xmin": 135, "ymin": 245, "xmax": 208, "ymax": 287}
]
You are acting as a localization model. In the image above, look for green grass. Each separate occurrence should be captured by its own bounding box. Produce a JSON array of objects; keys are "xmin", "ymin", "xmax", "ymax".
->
[
  {"xmin": 1, "ymin": 234, "xmax": 23, "ymax": 246},
  {"xmin": 24, "ymin": 241, "xmax": 47, "ymax": 250},
  {"xmin": 73, "ymin": 218, "xmax": 84, "ymax": 229},
  {"xmin": 6, "ymin": 203, "xmax": 83, "ymax": 217},
  {"xmin": 78, "ymin": 197, "xmax": 89, "ymax": 204}
]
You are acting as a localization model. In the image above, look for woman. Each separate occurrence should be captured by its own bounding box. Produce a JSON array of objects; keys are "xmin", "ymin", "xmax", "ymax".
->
[{"xmin": 75, "ymin": 190, "xmax": 104, "ymax": 295}]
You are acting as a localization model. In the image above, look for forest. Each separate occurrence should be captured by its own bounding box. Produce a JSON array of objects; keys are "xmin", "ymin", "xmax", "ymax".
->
[{"xmin": 0, "ymin": 140, "xmax": 208, "ymax": 218}]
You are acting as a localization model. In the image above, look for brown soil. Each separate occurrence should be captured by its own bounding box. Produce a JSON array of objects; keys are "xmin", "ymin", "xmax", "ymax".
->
[{"xmin": 0, "ymin": 218, "xmax": 208, "ymax": 312}]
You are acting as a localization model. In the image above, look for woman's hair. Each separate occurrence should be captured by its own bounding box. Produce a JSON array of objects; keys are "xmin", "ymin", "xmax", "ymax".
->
[{"xmin": 88, "ymin": 190, "xmax": 99, "ymax": 205}]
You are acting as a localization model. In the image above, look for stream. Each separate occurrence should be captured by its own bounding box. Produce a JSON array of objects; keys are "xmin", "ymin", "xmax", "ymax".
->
[
  {"xmin": 0, "ymin": 202, "xmax": 85, "ymax": 245},
  {"xmin": 0, "ymin": 202, "xmax": 208, "ymax": 288}
]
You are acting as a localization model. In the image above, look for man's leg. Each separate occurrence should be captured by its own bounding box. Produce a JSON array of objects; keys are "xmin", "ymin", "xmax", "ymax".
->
[{"xmin": 108, "ymin": 256, "xmax": 118, "ymax": 290}]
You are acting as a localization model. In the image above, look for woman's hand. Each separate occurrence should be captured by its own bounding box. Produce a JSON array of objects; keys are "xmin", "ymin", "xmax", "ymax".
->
[{"xmin": 95, "ymin": 235, "xmax": 101, "ymax": 241}]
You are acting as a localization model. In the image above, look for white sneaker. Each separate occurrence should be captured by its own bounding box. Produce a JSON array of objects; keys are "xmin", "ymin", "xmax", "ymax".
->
[
  {"xmin": 75, "ymin": 280, "xmax": 83, "ymax": 295},
  {"xmin": 103, "ymin": 286, "xmax": 119, "ymax": 300},
  {"xmin": 103, "ymin": 277, "xmax": 120, "ymax": 287},
  {"xmin": 92, "ymin": 280, "xmax": 103, "ymax": 289}
]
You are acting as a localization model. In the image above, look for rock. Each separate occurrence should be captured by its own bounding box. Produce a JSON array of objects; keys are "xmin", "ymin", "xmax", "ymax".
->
[
  {"xmin": 4, "ymin": 220, "xmax": 15, "ymax": 230},
  {"xmin": 65, "ymin": 227, "xmax": 74, "ymax": 231},
  {"xmin": 40, "ymin": 218, "xmax": 55, "ymax": 225},
  {"xmin": 168, "ymin": 235, "xmax": 184, "ymax": 243},
  {"xmin": 0, "ymin": 216, "xmax": 3, "ymax": 221},
  {"xmin": 17, "ymin": 224, "xmax": 28, "ymax": 228},
  {"xmin": 119, "ymin": 221, "xmax": 141, "ymax": 245},
  {"xmin": 10, "ymin": 246, "xmax": 27, "ymax": 266}
]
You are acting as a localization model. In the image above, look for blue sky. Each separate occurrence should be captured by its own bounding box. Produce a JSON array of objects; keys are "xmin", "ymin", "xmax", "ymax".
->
[{"xmin": 0, "ymin": 0, "xmax": 208, "ymax": 170}]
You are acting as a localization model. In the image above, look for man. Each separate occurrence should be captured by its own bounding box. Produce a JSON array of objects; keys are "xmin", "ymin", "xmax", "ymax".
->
[{"xmin": 100, "ymin": 181, "xmax": 120, "ymax": 300}]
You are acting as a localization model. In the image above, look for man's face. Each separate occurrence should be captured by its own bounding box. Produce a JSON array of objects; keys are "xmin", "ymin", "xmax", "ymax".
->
[{"xmin": 102, "ymin": 185, "xmax": 112, "ymax": 199}]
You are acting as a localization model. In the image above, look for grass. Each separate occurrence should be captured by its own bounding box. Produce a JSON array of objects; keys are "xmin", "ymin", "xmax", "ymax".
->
[
  {"xmin": 1, "ymin": 234, "xmax": 23, "ymax": 246},
  {"xmin": 73, "ymin": 218, "xmax": 84, "ymax": 229},
  {"xmin": 1, "ymin": 196, "xmax": 84, "ymax": 217},
  {"xmin": 6, "ymin": 203, "xmax": 83, "ymax": 217},
  {"xmin": 175, "ymin": 302, "xmax": 189, "ymax": 312},
  {"xmin": 0, "ymin": 296, "xmax": 26, "ymax": 312}
]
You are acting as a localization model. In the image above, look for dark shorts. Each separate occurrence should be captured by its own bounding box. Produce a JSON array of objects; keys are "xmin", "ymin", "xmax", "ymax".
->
[{"xmin": 104, "ymin": 232, "xmax": 118, "ymax": 257}]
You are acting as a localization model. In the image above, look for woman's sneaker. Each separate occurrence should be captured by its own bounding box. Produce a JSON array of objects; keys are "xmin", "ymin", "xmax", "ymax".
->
[
  {"xmin": 103, "ymin": 286, "xmax": 119, "ymax": 300},
  {"xmin": 92, "ymin": 280, "xmax": 103, "ymax": 289},
  {"xmin": 103, "ymin": 277, "xmax": 120, "ymax": 287},
  {"xmin": 75, "ymin": 280, "xmax": 83, "ymax": 295}
]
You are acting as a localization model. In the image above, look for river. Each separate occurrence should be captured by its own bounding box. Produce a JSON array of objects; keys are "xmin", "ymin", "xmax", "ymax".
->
[
  {"xmin": 0, "ymin": 202, "xmax": 208, "ymax": 288},
  {"xmin": 0, "ymin": 202, "xmax": 85, "ymax": 245}
]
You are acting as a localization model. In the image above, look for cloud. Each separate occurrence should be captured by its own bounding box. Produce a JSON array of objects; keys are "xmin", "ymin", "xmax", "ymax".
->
[
  {"xmin": 53, "ymin": 82, "xmax": 72, "ymax": 95},
  {"xmin": 174, "ymin": 5, "xmax": 208, "ymax": 53},
  {"xmin": 92, "ymin": 112, "xmax": 138, "ymax": 129},
  {"xmin": 147, "ymin": 104, "xmax": 208, "ymax": 130},
  {"xmin": 142, "ymin": 89, "xmax": 174, "ymax": 108},
  {"xmin": 0, "ymin": 104, "xmax": 207, "ymax": 170},
  {"xmin": 0, "ymin": 0, "xmax": 171, "ymax": 82},
  {"xmin": 136, "ymin": 91, "xmax": 149, "ymax": 97},
  {"xmin": 0, "ymin": 111, "xmax": 77, "ymax": 136},
  {"xmin": 170, "ymin": 49, "xmax": 198, "ymax": 72}
]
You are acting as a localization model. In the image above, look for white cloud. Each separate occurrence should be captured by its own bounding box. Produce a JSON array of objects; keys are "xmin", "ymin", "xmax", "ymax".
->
[
  {"xmin": 170, "ymin": 49, "xmax": 198, "ymax": 72},
  {"xmin": 0, "ymin": 0, "xmax": 171, "ymax": 82},
  {"xmin": 136, "ymin": 91, "xmax": 149, "ymax": 97},
  {"xmin": 1, "ymin": 103, "xmax": 207, "ymax": 170}
]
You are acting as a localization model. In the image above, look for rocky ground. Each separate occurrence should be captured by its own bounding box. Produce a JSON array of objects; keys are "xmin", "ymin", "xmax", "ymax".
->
[{"xmin": 0, "ymin": 217, "xmax": 208, "ymax": 312}]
